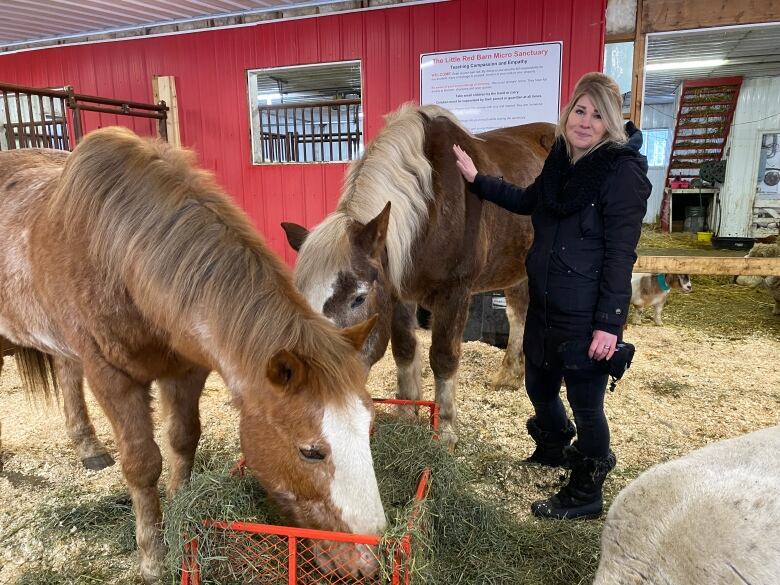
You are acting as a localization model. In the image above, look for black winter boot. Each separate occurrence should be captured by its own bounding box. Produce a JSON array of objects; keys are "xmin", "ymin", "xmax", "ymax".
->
[
  {"xmin": 531, "ymin": 442, "xmax": 616, "ymax": 520},
  {"xmin": 524, "ymin": 416, "xmax": 576, "ymax": 467}
]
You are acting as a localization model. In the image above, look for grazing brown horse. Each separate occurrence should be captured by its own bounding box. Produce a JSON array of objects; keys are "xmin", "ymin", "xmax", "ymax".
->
[
  {"xmin": 282, "ymin": 104, "xmax": 553, "ymax": 447},
  {"xmin": 0, "ymin": 130, "xmax": 384, "ymax": 582}
]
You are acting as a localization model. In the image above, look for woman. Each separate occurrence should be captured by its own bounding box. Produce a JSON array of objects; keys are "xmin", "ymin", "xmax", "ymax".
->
[{"xmin": 453, "ymin": 72, "xmax": 651, "ymax": 520}]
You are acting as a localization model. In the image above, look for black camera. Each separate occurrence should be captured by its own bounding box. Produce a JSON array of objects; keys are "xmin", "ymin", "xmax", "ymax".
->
[{"xmin": 557, "ymin": 339, "xmax": 635, "ymax": 390}]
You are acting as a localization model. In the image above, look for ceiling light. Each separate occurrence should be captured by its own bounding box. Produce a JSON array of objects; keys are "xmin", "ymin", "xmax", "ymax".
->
[
  {"xmin": 258, "ymin": 92, "xmax": 282, "ymax": 105},
  {"xmin": 646, "ymin": 59, "xmax": 728, "ymax": 72}
]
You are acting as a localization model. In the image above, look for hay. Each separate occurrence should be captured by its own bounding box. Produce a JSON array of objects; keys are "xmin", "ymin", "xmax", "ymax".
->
[
  {"xmin": 163, "ymin": 413, "xmax": 601, "ymax": 585},
  {"xmin": 633, "ymin": 228, "xmax": 780, "ymax": 339},
  {"xmin": 647, "ymin": 275, "xmax": 780, "ymax": 339},
  {"xmin": 163, "ymin": 415, "xmax": 438, "ymax": 584},
  {"xmin": 636, "ymin": 226, "xmax": 712, "ymax": 251}
]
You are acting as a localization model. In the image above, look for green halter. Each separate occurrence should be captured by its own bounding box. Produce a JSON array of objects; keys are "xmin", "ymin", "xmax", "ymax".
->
[{"xmin": 656, "ymin": 274, "xmax": 671, "ymax": 292}]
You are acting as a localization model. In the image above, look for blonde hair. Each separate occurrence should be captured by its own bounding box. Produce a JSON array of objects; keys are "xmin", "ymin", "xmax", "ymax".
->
[{"xmin": 556, "ymin": 72, "xmax": 627, "ymax": 160}]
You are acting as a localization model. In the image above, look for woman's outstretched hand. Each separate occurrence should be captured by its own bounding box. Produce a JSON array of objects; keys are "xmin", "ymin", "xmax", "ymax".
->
[{"xmin": 453, "ymin": 144, "xmax": 478, "ymax": 183}]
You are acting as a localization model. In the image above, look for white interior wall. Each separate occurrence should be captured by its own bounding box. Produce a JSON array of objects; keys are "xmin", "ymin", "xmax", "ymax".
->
[
  {"xmin": 718, "ymin": 76, "xmax": 780, "ymax": 237},
  {"xmin": 640, "ymin": 101, "xmax": 677, "ymax": 223}
]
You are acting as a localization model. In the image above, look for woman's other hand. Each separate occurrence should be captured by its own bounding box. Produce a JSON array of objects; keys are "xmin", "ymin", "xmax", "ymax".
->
[
  {"xmin": 453, "ymin": 144, "xmax": 478, "ymax": 183},
  {"xmin": 589, "ymin": 330, "xmax": 618, "ymax": 361}
]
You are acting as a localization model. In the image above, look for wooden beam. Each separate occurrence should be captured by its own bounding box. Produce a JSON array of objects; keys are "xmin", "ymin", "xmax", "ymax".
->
[
  {"xmin": 635, "ymin": 256, "xmax": 780, "ymax": 276},
  {"xmin": 606, "ymin": 32, "xmax": 635, "ymax": 43},
  {"xmin": 643, "ymin": 0, "xmax": 780, "ymax": 34},
  {"xmin": 152, "ymin": 75, "xmax": 181, "ymax": 148},
  {"xmin": 628, "ymin": 0, "xmax": 644, "ymax": 125}
]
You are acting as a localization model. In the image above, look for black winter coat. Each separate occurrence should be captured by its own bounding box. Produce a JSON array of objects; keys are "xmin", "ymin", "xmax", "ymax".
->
[{"xmin": 470, "ymin": 123, "xmax": 651, "ymax": 368}]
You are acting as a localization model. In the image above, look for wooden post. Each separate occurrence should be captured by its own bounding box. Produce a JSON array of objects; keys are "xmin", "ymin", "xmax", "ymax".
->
[
  {"xmin": 152, "ymin": 75, "xmax": 181, "ymax": 147},
  {"xmin": 629, "ymin": 0, "xmax": 644, "ymax": 125},
  {"xmin": 635, "ymin": 256, "xmax": 780, "ymax": 276},
  {"xmin": 65, "ymin": 86, "xmax": 83, "ymax": 145}
]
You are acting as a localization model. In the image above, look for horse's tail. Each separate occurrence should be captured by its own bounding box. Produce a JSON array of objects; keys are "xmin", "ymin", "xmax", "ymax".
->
[{"xmin": 14, "ymin": 347, "xmax": 60, "ymax": 402}]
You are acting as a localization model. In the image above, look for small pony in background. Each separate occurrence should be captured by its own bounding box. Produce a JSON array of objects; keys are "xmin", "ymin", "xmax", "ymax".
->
[{"xmin": 630, "ymin": 273, "xmax": 692, "ymax": 326}]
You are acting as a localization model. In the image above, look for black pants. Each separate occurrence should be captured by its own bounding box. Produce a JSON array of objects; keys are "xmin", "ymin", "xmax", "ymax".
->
[{"xmin": 525, "ymin": 356, "xmax": 610, "ymax": 458}]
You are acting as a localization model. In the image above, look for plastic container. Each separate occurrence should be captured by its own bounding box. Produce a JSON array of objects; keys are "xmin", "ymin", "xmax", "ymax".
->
[
  {"xmin": 697, "ymin": 231, "xmax": 713, "ymax": 243},
  {"xmin": 712, "ymin": 236, "xmax": 755, "ymax": 250},
  {"xmin": 683, "ymin": 206, "xmax": 706, "ymax": 233},
  {"xmin": 463, "ymin": 291, "xmax": 510, "ymax": 349}
]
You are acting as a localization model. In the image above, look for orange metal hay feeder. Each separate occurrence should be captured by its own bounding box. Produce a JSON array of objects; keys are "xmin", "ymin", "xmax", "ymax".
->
[{"xmin": 181, "ymin": 398, "xmax": 438, "ymax": 585}]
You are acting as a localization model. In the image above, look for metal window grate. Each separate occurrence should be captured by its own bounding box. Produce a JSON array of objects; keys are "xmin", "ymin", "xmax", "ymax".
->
[{"xmin": 248, "ymin": 61, "xmax": 362, "ymax": 164}]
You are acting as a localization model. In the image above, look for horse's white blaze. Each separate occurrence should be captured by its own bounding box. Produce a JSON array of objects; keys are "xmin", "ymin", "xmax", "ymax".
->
[
  {"xmin": 305, "ymin": 276, "xmax": 337, "ymax": 315},
  {"xmin": 322, "ymin": 396, "xmax": 386, "ymax": 535}
]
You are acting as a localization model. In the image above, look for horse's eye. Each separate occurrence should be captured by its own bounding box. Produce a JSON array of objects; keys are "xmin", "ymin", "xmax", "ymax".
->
[
  {"xmin": 351, "ymin": 294, "xmax": 366, "ymax": 309},
  {"xmin": 299, "ymin": 447, "xmax": 326, "ymax": 461}
]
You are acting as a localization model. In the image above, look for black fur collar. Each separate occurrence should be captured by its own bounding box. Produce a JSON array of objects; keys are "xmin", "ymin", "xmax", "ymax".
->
[{"xmin": 540, "ymin": 137, "xmax": 637, "ymax": 216}]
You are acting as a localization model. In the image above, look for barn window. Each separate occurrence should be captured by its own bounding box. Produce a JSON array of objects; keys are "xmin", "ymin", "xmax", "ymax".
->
[
  {"xmin": 640, "ymin": 128, "xmax": 671, "ymax": 168},
  {"xmin": 603, "ymin": 42, "xmax": 633, "ymax": 118},
  {"xmin": 247, "ymin": 61, "xmax": 363, "ymax": 164}
]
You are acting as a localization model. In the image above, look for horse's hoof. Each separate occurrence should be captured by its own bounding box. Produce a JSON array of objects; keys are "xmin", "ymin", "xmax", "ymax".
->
[
  {"xmin": 81, "ymin": 454, "xmax": 115, "ymax": 470},
  {"xmin": 491, "ymin": 370, "xmax": 522, "ymax": 391},
  {"xmin": 439, "ymin": 428, "xmax": 458, "ymax": 452},
  {"xmin": 394, "ymin": 403, "xmax": 418, "ymax": 420},
  {"xmin": 140, "ymin": 549, "xmax": 166, "ymax": 584},
  {"xmin": 140, "ymin": 564, "xmax": 162, "ymax": 584}
]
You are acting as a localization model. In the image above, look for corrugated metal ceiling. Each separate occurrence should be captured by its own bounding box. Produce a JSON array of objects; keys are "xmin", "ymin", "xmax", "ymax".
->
[
  {"xmin": 252, "ymin": 61, "xmax": 362, "ymax": 102},
  {"xmin": 646, "ymin": 24, "xmax": 780, "ymax": 103},
  {"xmin": 0, "ymin": 0, "xmax": 348, "ymax": 50}
]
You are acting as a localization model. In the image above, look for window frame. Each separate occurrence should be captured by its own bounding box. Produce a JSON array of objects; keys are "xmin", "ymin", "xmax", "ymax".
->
[{"xmin": 246, "ymin": 59, "xmax": 364, "ymax": 166}]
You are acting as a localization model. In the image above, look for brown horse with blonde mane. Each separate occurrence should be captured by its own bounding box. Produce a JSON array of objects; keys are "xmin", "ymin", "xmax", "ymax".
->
[
  {"xmin": 0, "ymin": 129, "xmax": 384, "ymax": 582},
  {"xmin": 282, "ymin": 104, "xmax": 553, "ymax": 448}
]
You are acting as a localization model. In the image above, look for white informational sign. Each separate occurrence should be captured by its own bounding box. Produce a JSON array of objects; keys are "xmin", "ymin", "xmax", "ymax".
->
[{"xmin": 420, "ymin": 42, "xmax": 562, "ymax": 133}]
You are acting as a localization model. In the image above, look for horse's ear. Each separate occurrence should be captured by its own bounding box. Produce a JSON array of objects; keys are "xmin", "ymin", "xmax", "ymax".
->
[
  {"xmin": 539, "ymin": 130, "xmax": 556, "ymax": 152},
  {"xmin": 342, "ymin": 314, "xmax": 378, "ymax": 351},
  {"xmin": 267, "ymin": 349, "xmax": 308, "ymax": 389},
  {"xmin": 281, "ymin": 222, "xmax": 309, "ymax": 252},
  {"xmin": 354, "ymin": 202, "xmax": 391, "ymax": 259}
]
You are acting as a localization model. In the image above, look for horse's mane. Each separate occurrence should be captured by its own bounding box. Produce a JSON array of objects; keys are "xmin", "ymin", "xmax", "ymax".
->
[
  {"xmin": 297, "ymin": 103, "xmax": 474, "ymax": 294},
  {"xmin": 48, "ymin": 127, "xmax": 361, "ymax": 395}
]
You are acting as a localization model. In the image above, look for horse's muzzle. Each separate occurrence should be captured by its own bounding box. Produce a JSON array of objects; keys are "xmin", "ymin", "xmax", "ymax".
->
[{"xmin": 310, "ymin": 540, "xmax": 380, "ymax": 580}]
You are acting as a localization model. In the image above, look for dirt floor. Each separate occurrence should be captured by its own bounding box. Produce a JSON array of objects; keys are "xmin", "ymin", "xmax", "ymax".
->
[{"xmin": 1, "ymin": 292, "xmax": 779, "ymax": 584}]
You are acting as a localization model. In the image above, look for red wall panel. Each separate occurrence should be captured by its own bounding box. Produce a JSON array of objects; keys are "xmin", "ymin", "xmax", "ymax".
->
[{"xmin": 0, "ymin": 0, "xmax": 606, "ymax": 261}]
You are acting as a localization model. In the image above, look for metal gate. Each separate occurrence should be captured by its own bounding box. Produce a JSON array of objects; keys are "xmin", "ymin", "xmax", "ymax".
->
[{"xmin": 0, "ymin": 82, "xmax": 168, "ymax": 151}]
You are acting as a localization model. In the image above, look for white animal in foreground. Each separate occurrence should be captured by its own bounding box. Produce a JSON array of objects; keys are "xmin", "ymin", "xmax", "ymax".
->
[
  {"xmin": 630, "ymin": 273, "xmax": 692, "ymax": 325},
  {"xmin": 594, "ymin": 425, "xmax": 780, "ymax": 585}
]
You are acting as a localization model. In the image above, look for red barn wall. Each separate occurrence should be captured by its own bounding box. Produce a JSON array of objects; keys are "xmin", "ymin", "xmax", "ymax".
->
[{"xmin": 0, "ymin": 0, "xmax": 606, "ymax": 263}]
